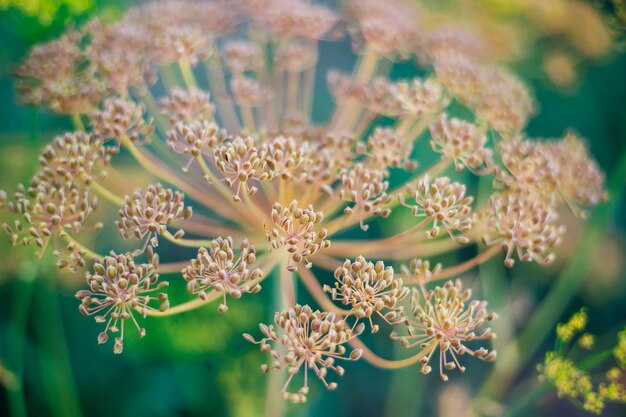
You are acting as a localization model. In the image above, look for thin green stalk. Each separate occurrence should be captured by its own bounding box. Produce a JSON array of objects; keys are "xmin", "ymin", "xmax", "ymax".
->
[
  {"xmin": 480, "ymin": 149, "xmax": 626, "ymax": 400},
  {"xmin": 383, "ymin": 342, "xmax": 426, "ymax": 417},
  {"xmin": 7, "ymin": 277, "xmax": 35, "ymax": 417},
  {"xmin": 35, "ymin": 277, "xmax": 83, "ymax": 417},
  {"xmin": 502, "ymin": 382, "xmax": 551, "ymax": 417}
]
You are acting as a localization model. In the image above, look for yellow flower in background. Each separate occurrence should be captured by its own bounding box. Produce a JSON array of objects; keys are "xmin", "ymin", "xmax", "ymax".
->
[{"xmin": 0, "ymin": 0, "xmax": 94, "ymax": 24}]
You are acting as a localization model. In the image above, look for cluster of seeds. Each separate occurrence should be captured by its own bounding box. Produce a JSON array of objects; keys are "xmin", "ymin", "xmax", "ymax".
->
[
  {"xmin": 244, "ymin": 305, "xmax": 364, "ymax": 403},
  {"xmin": 76, "ymin": 252, "xmax": 169, "ymax": 354},
  {"xmin": 393, "ymin": 280, "xmax": 497, "ymax": 381},
  {"xmin": 325, "ymin": 256, "xmax": 409, "ymax": 333},
  {"xmin": 182, "ymin": 237, "xmax": 262, "ymax": 312}
]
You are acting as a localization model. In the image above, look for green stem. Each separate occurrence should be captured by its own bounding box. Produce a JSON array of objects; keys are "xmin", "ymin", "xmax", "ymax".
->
[
  {"xmin": 35, "ymin": 277, "xmax": 84, "ymax": 417},
  {"xmin": 7, "ymin": 277, "xmax": 35, "ymax": 417},
  {"xmin": 502, "ymin": 382, "xmax": 551, "ymax": 417},
  {"xmin": 71, "ymin": 113, "xmax": 85, "ymax": 131},
  {"xmin": 480, "ymin": 149, "xmax": 626, "ymax": 400}
]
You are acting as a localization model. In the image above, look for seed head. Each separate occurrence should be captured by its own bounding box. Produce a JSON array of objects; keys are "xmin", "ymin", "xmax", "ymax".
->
[
  {"xmin": 393, "ymin": 280, "xmax": 496, "ymax": 381},
  {"xmin": 402, "ymin": 259, "xmax": 442, "ymax": 286},
  {"xmin": 325, "ymin": 256, "xmax": 409, "ymax": 333},
  {"xmin": 230, "ymin": 77, "xmax": 266, "ymax": 107},
  {"xmin": 2, "ymin": 178, "xmax": 97, "ymax": 253},
  {"xmin": 152, "ymin": 25, "xmax": 212, "ymax": 66},
  {"xmin": 76, "ymin": 252, "xmax": 169, "ymax": 354},
  {"xmin": 345, "ymin": 0, "xmax": 420, "ymax": 58},
  {"xmin": 167, "ymin": 120, "xmax": 227, "ymax": 171},
  {"xmin": 182, "ymin": 237, "xmax": 263, "ymax": 312},
  {"xmin": 244, "ymin": 304, "xmax": 364, "ymax": 403},
  {"xmin": 214, "ymin": 136, "xmax": 271, "ymax": 201},
  {"xmin": 222, "ymin": 40, "xmax": 263, "ymax": 74},
  {"xmin": 117, "ymin": 183, "xmax": 192, "ymax": 250},
  {"xmin": 395, "ymin": 78, "xmax": 447, "ymax": 117},
  {"xmin": 91, "ymin": 97, "xmax": 153, "ymax": 146},
  {"xmin": 400, "ymin": 176, "xmax": 474, "ymax": 243},
  {"xmin": 544, "ymin": 133, "xmax": 606, "ymax": 212},
  {"xmin": 159, "ymin": 87, "xmax": 216, "ymax": 124},
  {"xmin": 39, "ymin": 131, "xmax": 112, "ymax": 185},
  {"xmin": 339, "ymin": 164, "xmax": 391, "ymax": 231},
  {"xmin": 263, "ymin": 136, "xmax": 310, "ymax": 180},
  {"xmin": 266, "ymin": 201, "xmax": 330, "ymax": 271},
  {"xmin": 362, "ymin": 128, "xmax": 416, "ymax": 172},
  {"xmin": 430, "ymin": 115, "xmax": 492, "ymax": 173},
  {"xmin": 482, "ymin": 191, "xmax": 565, "ymax": 267}
]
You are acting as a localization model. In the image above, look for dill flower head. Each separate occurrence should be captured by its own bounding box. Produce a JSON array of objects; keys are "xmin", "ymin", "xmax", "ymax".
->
[
  {"xmin": 160, "ymin": 87, "xmax": 216, "ymax": 124},
  {"xmin": 266, "ymin": 201, "xmax": 329, "ymax": 271},
  {"xmin": 340, "ymin": 164, "xmax": 391, "ymax": 230},
  {"xmin": 92, "ymin": 97, "xmax": 153, "ymax": 146},
  {"xmin": 429, "ymin": 115, "xmax": 492, "ymax": 173},
  {"xmin": 325, "ymin": 256, "xmax": 409, "ymax": 333},
  {"xmin": 76, "ymin": 252, "xmax": 169, "ymax": 354},
  {"xmin": 182, "ymin": 237, "xmax": 263, "ymax": 312},
  {"xmin": 39, "ymin": 131, "xmax": 112, "ymax": 185},
  {"xmin": 167, "ymin": 120, "xmax": 227, "ymax": 171},
  {"xmin": 2, "ymin": 178, "xmax": 97, "ymax": 252},
  {"xmin": 244, "ymin": 304, "xmax": 364, "ymax": 403},
  {"xmin": 214, "ymin": 136, "xmax": 270, "ymax": 201},
  {"xmin": 117, "ymin": 183, "xmax": 192, "ymax": 249},
  {"xmin": 394, "ymin": 280, "xmax": 496, "ymax": 381},
  {"xmin": 482, "ymin": 191, "xmax": 565, "ymax": 267},
  {"xmin": 2, "ymin": 0, "xmax": 611, "ymax": 404},
  {"xmin": 400, "ymin": 176, "xmax": 474, "ymax": 243}
]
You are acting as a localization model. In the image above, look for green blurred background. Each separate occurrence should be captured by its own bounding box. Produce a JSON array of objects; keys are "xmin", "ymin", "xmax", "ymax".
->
[{"xmin": 0, "ymin": 1, "xmax": 625, "ymax": 417}]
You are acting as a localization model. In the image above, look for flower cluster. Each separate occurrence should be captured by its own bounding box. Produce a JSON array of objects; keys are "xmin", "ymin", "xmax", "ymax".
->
[
  {"xmin": 393, "ymin": 280, "xmax": 496, "ymax": 381},
  {"xmin": 117, "ymin": 183, "xmax": 192, "ymax": 250},
  {"xmin": 76, "ymin": 252, "xmax": 169, "ymax": 354},
  {"xmin": 266, "ymin": 201, "xmax": 330, "ymax": 271},
  {"xmin": 325, "ymin": 256, "xmax": 409, "ymax": 333},
  {"xmin": 244, "ymin": 305, "xmax": 364, "ymax": 403},
  {"xmin": 2, "ymin": 0, "xmax": 611, "ymax": 405},
  {"xmin": 182, "ymin": 237, "xmax": 262, "ymax": 312},
  {"xmin": 538, "ymin": 311, "xmax": 626, "ymax": 414}
]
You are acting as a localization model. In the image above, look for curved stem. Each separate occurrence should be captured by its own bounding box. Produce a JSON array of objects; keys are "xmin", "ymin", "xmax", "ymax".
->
[
  {"xmin": 61, "ymin": 233, "xmax": 102, "ymax": 260},
  {"xmin": 398, "ymin": 245, "xmax": 502, "ymax": 284},
  {"xmin": 162, "ymin": 229, "xmax": 214, "ymax": 248},
  {"xmin": 90, "ymin": 180, "xmax": 125, "ymax": 206},
  {"xmin": 349, "ymin": 337, "xmax": 432, "ymax": 369},
  {"xmin": 297, "ymin": 267, "xmax": 350, "ymax": 315}
]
